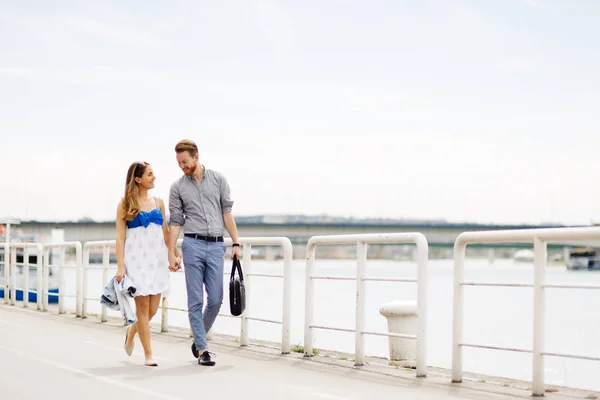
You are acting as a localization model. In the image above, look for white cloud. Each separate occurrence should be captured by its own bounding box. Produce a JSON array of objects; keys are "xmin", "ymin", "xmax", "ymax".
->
[
  {"xmin": 522, "ymin": 0, "xmax": 565, "ymax": 8},
  {"xmin": 2, "ymin": 0, "xmax": 600, "ymax": 225},
  {"xmin": 496, "ymin": 58, "xmax": 539, "ymax": 73},
  {"xmin": 255, "ymin": 0, "xmax": 296, "ymax": 57},
  {"xmin": 62, "ymin": 13, "xmax": 163, "ymax": 49}
]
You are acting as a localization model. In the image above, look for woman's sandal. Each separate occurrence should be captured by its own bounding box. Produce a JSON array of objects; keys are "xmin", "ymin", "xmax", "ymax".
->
[
  {"xmin": 124, "ymin": 328, "xmax": 134, "ymax": 356},
  {"xmin": 145, "ymin": 357, "xmax": 158, "ymax": 367}
]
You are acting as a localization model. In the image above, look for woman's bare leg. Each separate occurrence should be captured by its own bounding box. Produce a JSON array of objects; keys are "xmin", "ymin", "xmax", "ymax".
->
[
  {"xmin": 126, "ymin": 295, "xmax": 161, "ymax": 356},
  {"xmin": 148, "ymin": 294, "xmax": 161, "ymax": 321},
  {"xmin": 126, "ymin": 322, "xmax": 137, "ymax": 350},
  {"xmin": 134, "ymin": 295, "xmax": 155, "ymax": 365}
]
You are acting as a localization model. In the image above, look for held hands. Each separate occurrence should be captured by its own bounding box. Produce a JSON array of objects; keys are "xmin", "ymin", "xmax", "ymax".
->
[
  {"xmin": 168, "ymin": 252, "xmax": 181, "ymax": 272},
  {"xmin": 168, "ymin": 246, "xmax": 182, "ymax": 272}
]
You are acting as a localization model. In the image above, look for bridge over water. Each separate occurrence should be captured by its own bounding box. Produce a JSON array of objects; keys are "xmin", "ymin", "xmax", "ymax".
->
[{"xmin": 12, "ymin": 219, "xmax": 598, "ymax": 259}]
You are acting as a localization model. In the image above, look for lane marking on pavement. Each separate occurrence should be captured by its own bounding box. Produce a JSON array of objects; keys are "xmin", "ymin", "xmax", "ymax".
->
[
  {"xmin": 312, "ymin": 393, "xmax": 350, "ymax": 400},
  {"xmin": 83, "ymin": 341, "xmax": 172, "ymax": 362},
  {"xmin": 0, "ymin": 345, "xmax": 184, "ymax": 400},
  {"xmin": 0, "ymin": 320, "xmax": 23, "ymax": 327}
]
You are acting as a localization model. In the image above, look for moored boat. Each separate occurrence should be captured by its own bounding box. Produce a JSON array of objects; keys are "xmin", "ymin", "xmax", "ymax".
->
[{"xmin": 566, "ymin": 247, "xmax": 600, "ymax": 270}]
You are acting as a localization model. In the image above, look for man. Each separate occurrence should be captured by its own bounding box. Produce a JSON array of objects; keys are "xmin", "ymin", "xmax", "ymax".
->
[{"xmin": 167, "ymin": 139, "xmax": 241, "ymax": 366}]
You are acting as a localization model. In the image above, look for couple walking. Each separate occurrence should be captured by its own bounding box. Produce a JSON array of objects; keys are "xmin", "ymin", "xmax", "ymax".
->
[{"xmin": 115, "ymin": 139, "xmax": 240, "ymax": 367}]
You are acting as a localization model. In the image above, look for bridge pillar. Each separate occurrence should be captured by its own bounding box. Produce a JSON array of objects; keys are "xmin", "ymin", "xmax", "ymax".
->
[
  {"xmin": 488, "ymin": 249, "xmax": 495, "ymax": 264},
  {"xmin": 563, "ymin": 247, "xmax": 571, "ymax": 265},
  {"xmin": 293, "ymin": 244, "xmax": 305, "ymax": 259},
  {"xmin": 50, "ymin": 229, "xmax": 65, "ymax": 265},
  {"xmin": 265, "ymin": 246, "xmax": 277, "ymax": 261}
]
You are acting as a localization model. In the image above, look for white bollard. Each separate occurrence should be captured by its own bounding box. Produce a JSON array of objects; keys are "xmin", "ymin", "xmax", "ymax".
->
[{"xmin": 379, "ymin": 300, "xmax": 418, "ymax": 368}]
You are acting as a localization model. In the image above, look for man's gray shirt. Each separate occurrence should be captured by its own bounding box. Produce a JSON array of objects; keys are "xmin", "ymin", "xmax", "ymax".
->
[{"xmin": 168, "ymin": 167, "xmax": 234, "ymax": 237}]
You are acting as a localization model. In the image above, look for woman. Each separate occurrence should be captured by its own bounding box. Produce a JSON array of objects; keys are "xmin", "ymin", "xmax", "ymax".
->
[{"xmin": 115, "ymin": 161, "xmax": 175, "ymax": 367}]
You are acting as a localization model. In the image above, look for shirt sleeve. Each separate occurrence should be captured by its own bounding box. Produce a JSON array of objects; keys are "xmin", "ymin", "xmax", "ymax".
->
[
  {"xmin": 219, "ymin": 175, "xmax": 234, "ymax": 214},
  {"xmin": 168, "ymin": 181, "xmax": 185, "ymax": 226}
]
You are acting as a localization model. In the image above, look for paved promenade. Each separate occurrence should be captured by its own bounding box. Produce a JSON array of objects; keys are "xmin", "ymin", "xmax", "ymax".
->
[{"xmin": 0, "ymin": 304, "xmax": 596, "ymax": 400}]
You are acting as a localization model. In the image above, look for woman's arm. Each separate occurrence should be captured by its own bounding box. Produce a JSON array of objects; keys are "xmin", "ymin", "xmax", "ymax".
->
[{"xmin": 115, "ymin": 201, "xmax": 127, "ymax": 282}]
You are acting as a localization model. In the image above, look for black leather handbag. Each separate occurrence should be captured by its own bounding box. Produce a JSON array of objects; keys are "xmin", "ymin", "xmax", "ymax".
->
[{"xmin": 229, "ymin": 257, "xmax": 246, "ymax": 316}]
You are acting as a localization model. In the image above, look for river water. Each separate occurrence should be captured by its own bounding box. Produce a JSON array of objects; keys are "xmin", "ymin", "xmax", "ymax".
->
[{"xmin": 28, "ymin": 257, "xmax": 600, "ymax": 392}]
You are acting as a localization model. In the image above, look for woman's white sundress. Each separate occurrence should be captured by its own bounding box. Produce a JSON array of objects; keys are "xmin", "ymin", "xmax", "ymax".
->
[{"xmin": 123, "ymin": 200, "xmax": 170, "ymax": 296}]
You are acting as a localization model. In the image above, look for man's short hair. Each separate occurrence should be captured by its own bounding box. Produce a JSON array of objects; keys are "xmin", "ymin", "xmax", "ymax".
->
[{"xmin": 175, "ymin": 139, "xmax": 198, "ymax": 157}]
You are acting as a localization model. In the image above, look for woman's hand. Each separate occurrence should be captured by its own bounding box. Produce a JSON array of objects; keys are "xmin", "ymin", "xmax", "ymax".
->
[{"xmin": 116, "ymin": 266, "xmax": 126, "ymax": 283}]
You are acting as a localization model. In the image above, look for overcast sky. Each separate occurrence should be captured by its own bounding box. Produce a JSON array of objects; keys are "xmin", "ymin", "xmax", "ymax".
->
[{"xmin": 1, "ymin": 0, "xmax": 599, "ymax": 225}]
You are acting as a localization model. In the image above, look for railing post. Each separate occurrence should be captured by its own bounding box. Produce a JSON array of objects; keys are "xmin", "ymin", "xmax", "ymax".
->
[
  {"xmin": 161, "ymin": 296, "xmax": 169, "ymax": 332},
  {"xmin": 452, "ymin": 240, "xmax": 466, "ymax": 383},
  {"xmin": 36, "ymin": 245, "xmax": 43, "ymax": 311},
  {"xmin": 10, "ymin": 247, "xmax": 17, "ymax": 306},
  {"xmin": 82, "ymin": 245, "xmax": 89, "ymax": 318},
  {"xmin": 43, "ymin": 247, "xmax": 50, "ymax": 311},
  {"xmin": 304, "ymin": 243, "xmax": 316, "ymax": 357},
  {"xmin": 281, "ymin": 239, "xmax": 292, "ymax": 354},
  {"xmin": 355, "ymin": 241, "xmax": 367, "ymax": 366},
  {"xmin": 415, "ymin": 236, "xmax": 428, "ymax": 377},
  {"xmin": 58, "ymin": 247, "xmax": 66, "ymax": 314},
  {"xmin": 101, "ymin": 245, "xmax": 110, "ymax": 322},
  {"xmin": 3, "ymin": 222, "xmax": 10, "ymax": 304},
  {"xmin": 23, "ymin": 247, "xmax": 30, "ymax": 308},
  {"xmin": 75, "ymin": 242, "xmax": 82, "ymax": 317},
  {"xmin": 532, "ymin": 237, "xmax": 547, "ymax": 396},
  {"xmin": 240, "ymin": 244, "xmax": 252, "ymax": 346}
]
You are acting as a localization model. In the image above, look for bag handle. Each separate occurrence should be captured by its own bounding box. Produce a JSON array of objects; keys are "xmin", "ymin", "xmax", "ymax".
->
[{"xmin": 229, "ymin": 256, "xmax": 244, "ymax": 282}]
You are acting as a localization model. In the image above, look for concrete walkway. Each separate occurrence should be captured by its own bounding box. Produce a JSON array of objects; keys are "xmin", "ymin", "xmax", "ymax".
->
[{"xmin": 0, "ymin": 305, "xmax": 595, "ymax": 400}]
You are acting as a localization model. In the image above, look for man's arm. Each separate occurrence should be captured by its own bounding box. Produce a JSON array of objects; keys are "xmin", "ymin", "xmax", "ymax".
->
[
  {"xmin": 224, "ymin": 212, "xmax": 240, "ymax": 259},
  {"xmin": 223, "ymin": 212, "xmax": 239, "ymax": 243},
  {"xmin": 219, "ymin": 174, "xmax": 240, "ymax": 257},
  {"xmin": 168, "ymin": 225, "xmax": 181, "ymax": 255},
  {"xmin": 168, "ymin": 182, "xmax": 184, "ymax": 268}
]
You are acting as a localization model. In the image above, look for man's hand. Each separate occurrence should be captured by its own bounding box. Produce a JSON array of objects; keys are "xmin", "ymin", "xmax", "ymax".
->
[
  {"xmin": 231, "ymin": 245, "xmax": 241, "ymax": 260},
  {"xmin": 168, "ymin": 253, "xmax": 180, "ymax": 272}
]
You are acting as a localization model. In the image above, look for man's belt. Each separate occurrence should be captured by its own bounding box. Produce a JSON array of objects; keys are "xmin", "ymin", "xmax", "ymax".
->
[{"xmin": 184, "ymin": 233, "xmax": 224, "ymax": 242}]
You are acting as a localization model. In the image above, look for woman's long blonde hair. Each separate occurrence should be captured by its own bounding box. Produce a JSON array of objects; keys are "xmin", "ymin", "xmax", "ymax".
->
[{"xmin": 120, "ymin": 161, "xmax": 149, "ymax": 221}]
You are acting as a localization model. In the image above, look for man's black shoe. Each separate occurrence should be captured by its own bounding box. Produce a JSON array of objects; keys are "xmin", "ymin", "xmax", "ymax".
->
[
  {"xmin": 191, "ymin": 343, "xmax": 199, "ymax": 359},
  {"xmin": 198, "ymin": 351, "xmax": 216, "ymax": 366}
]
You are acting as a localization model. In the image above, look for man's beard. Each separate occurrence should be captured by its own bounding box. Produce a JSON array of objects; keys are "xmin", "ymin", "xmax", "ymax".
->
[{"xmin": 184, "ymin": 162, "xmax": 197, "ymax": 176}]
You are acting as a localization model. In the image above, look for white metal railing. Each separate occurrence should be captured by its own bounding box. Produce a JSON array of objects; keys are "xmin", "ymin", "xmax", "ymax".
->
[
  {"xmin": 2, "ymin": 250, "xmax": 7, "ymax": 304},
  {"xmin": 1, "ymin": 250, "xmax": 5, "ymax": 304},
  {"xmin": 452, "ymin": 227, "xmax": 600, "ymax": 396},
  {"xmin": 7, "ymin": 243, "xmax": 43, "ymax": 309},
  {"xmin": 304, "ymin": 233, "xmax": 428, "ymax": 377},
  {"xmin": 82, "ymin": 240, "xmax": 115, "ymax": 321},
  {"xmin": 2, "ymin": 225, "xmax": 10, "ymax": 304},
  {"xmin": 80, "ymin": 237, "xmax": 294, "ymax": 353},
  {"xmin": 43, "ymin": 242, "xmax": 83, "ymax": 315},
  {"xmin": 161, "ymin": 236, "xmax": 293, "ymax": 354}
]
